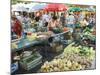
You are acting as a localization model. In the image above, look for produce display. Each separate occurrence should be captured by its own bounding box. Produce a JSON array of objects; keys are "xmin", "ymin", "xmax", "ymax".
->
[
  {"xmin": 25, "ymin": 53, "xmax": 39, "ymax": 63},
  {"xmin": 11, "ymin": 2, "xmax": 96, "ymax": 74},
  {"xmin": 63, "ymin": 43, "xmax": 95, "ymax": 61},
  {"xmin": 83, "ymin": 27, "xmax": 93, "ymax": 33},
  {"xmin": 40, "ymin": 53, "xmax": 93, "ymax": 72},
  {"xmin": 11, "ymin": 43, "xmax": 18, "ymax": 49},
  {"xmin": 40, "ymin": 58, "xmax": 84, "ymax": 72},
  {"xmin": 27, "ymin": 31, "xmax": 54, "ymax": 41},
  {"xmin": 82, "ymin": 27, "xmax": 96, "ymax": 41},
  {"xmin": 52, "ymin": 28, "xmax": 63, "ymax": 33},
  {"xmin": 63, "ymin": 27, "xmax": 69, "ymax": 32},
  {"xmin": 40, "ymin": 42, "xmax": 95, "ymax": 72},
  {"xmin": 27, "ymin": 33, "xmax": 38, "ymax": 41},
  {"xmin": 20, "ymin": 52, "xmax": 42, "ymax": 70}
]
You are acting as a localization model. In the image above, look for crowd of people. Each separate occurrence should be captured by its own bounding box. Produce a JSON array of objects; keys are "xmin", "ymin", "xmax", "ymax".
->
[{"xmin": 11, "ymin": 9, "xmax": 96, "ymax": 39}]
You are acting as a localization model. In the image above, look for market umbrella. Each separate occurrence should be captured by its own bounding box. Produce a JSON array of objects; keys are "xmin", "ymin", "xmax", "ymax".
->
[
  {"xmin": 24, "ymin": 3, "xmax": 39, "ymax": 9},
  {"xmin": 69, "ymin": 7, "xmax": 81, "ymax": 12},
  {"xmin": 44, "ymin": 3, "xmax": 68, "ymax": 12},
  {"xmin": 28, "ymin": 4, "xmax": 47, "ymax": 12},
  {"xmin": 12, "ymin": 3, "xmax": 28, "ymax": 12},
  {"xmin": 85, "ymin": 7, "xmax": 96, "ymax": 12},
  {"xmin": 81, "ymin": 8, "xmax": 87, "ymax": 11},
  {"xmin": 89, "ymin": 6, "xmax": 96, "ymax": 12}
]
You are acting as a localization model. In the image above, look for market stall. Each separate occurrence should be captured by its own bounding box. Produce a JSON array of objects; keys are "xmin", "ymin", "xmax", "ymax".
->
[{"xmin": 11, "ymin": 2, "xmax": 96, "ymax": 75}]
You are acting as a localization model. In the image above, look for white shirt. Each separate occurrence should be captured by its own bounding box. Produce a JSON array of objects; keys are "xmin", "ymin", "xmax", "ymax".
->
[
  {"xmin": 89, "ymin": 17, "xmax": 95, "ymax": 24},
  {"xmin": 42, "ymin": 14, "xmax": 50, "ymax": 23},
  {"xmin": 79, "ymin": 14, "xmax": 85, "ymax": 21},
  {"xmin": 66, "ymin": 15, "xmax": 75, "ymax": 24},
  {"xmin": 22, "ymin": 17, "xmax": 31, "ymax": 24},
  {"xmin": 22, "ymin": 17, "xmax": 31, "ymax": 29},
  {"xmin": 16, "ymin": 15, "xmax": 23, "ymax": 23},
  {"xmin": 39, "ymin": 20, "xmax": 43, "ymax": 27}
]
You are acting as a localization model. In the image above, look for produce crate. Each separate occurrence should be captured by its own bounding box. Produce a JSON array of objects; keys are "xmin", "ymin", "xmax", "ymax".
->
[
  {"xmin": 11, "ymin": 62, "xmax": 18, "ymax": 73},
  {"xmin": 19, "ymin": 52, "xmax": 42, "ymax": 70},
  {"xmin": 51, "ymin": 43, "xmax": 64, "ymax": 53},
  {"xmin": 63, "ymin": 32, "xmax": 72, "ymax": 40}
]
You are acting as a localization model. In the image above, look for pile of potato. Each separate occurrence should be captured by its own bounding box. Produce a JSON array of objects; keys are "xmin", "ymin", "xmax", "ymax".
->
[{"xmin": 40, "ymin": 53, "xmax": 92, "ymax": 72}]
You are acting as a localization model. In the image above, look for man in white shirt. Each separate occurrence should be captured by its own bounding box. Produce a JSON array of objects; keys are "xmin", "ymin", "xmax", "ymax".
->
[
  {"xmin": 16, "ymin": 12, "xmax": 23, "ymax": 23},
  {"xmin": 66, "ymin": 13, "xmax": 75, "ymax": 27},
  {"xmin": 42, "ymin": 12, "xmax": 51, "ymax": 27},
  {"xmin": 65, "ymin": 12, "xmax": 76, "ymax": 33},
  {"xmin": 21, "ymin": 12, "xmax": 31, "ymax": 31}
]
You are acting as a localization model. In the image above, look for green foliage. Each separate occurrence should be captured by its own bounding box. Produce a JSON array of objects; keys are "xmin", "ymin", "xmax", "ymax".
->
[{"xmin": 64, "ymin": 43, "xmax": 95, "ymax": 61}]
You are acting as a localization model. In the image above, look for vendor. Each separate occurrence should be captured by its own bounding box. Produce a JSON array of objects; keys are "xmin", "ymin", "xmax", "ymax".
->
[
  {"xmin": 88, "ymin": 13, "xmax": 96, "ymax": 28},
  {"xmin": 48, "ymin": 15, "xmax": 61, "ymax": 31},
  {"xmin": 42, "ymin": 11, "xmax": 51, "ymax": 27},
  {"xmin": 60, "ymin": 13, "xmax": 66, "ymax": 26},
  {"xmin": 65, "ymin": 12, "xmax": 75, "ymax": 33},
  {"xmin": 11, "ymin": 15, "xmax": 22, "ymax": 38},
  {"xmin": 22, "ymin": 12, "xmax": 31, "ymax": 30},
  {"xmin": 34, "ymin": 12, "xmax": 40, "ymax": 22},
  {"xmin": 80, "ymin": 17, "xmax": 89, "ymax": 30}
]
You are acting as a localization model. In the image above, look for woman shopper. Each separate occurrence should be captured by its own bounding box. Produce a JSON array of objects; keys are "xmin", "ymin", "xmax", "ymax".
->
[
  {"xmin": 11, "ymin": 15, "xmax": 22, "ymax": 38},
  {"xmin": 48, "ymin": 15, "xmax": 62, "ymax": 33}
]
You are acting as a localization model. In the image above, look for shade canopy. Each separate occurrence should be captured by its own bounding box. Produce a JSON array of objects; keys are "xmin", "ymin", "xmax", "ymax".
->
[
  {"xmin": 44, "ymin": 3, "xmax": 68, "ymax": 12},
  {"xmin": 28, "ymin": 4, "xmax": 47, "ymax": 12},
  {"xmin": 69, "ymin": 7, "xmax": 81, "ymax": 12},
  {"xmin": 12, "ymin": 3, "xmax": 28, "ymax": 12}
]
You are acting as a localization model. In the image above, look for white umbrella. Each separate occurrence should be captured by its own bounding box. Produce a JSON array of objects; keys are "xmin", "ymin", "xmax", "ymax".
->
[
  {"xmin": 28, "ymin": 4, "xmax": 47, "ymax": 12},
  {"xmin": 85, "ymin": 6, "xmax": 96, "ymax": 12},
  {"xmin": 24, "ymin": 3, "xmax": 39, "ymax": 9},
  {"xmin": 12, "ymin": 3, "xmax": 28, "ymax": 12}
]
